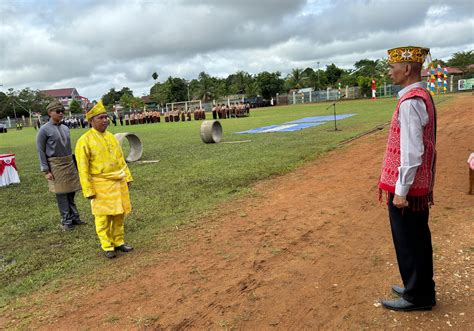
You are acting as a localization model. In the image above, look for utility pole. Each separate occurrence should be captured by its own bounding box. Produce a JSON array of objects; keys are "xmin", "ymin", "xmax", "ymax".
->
[
  {"xmin": 12, "ymin": 99, "xmax": 17, "ymax": 120},
  {"xmin": 317, "ymin": 61, "xmax": 320, "ymax": 89},
  {"xmin": 13, "ymin": 98, "xmax": 31, "ymax": 125}
]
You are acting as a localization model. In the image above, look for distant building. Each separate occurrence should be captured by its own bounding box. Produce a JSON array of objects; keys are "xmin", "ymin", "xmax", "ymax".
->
[
  {"xmin": 41, "ymin": 88, "xmax": 87, "ymax": 110},
  {"xmin": 296, "ymin": 87, "xmax": 314, "ymax": 93},
  {"xmin": 141, "ymin": 95, "xmax": 158, "ymax": 109}
]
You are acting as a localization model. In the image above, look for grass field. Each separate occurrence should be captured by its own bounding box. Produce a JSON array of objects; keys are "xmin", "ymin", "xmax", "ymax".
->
[{"xmin": 0, "ymin": 96, "xmax": 450, "ymax": 307}]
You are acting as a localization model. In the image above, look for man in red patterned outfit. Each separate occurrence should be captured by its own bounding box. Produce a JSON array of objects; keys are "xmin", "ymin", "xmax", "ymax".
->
[{"xmin": 379, "ymin": 46, "xmax": 437, "ymax": 311}]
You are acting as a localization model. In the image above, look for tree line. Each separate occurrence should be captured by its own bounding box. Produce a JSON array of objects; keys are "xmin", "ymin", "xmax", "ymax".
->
[
  {"xmin": 1, "ymin": 51, "xmax": 472, "ymax": 118},
  {"xmin": 0, "ymin": 88, "xmax": 83, "ymax": 119},
  {"xmin": 103, "ymin": 50, "xmax": 473, "ymax": 107}
]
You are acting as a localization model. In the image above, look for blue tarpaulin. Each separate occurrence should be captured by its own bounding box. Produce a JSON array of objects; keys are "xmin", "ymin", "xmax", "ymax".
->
[
  {"xmin": 235, "ymin": 114, "xmax": 355, "ymax": 134},
  {"xmin": 288, "ymin": 114, "xmax": 355, "ymax": 124}
]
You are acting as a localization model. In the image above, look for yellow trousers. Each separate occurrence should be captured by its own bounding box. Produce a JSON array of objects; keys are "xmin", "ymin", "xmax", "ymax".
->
[{"xmin": 94, "ymin": 214, "xmax": 125, "ymax": 251}]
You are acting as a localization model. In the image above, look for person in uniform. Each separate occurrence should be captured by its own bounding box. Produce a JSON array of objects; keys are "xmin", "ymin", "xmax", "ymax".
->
[
  {"xmin": 212, "ymin": 105, "xmax": 217, "ymax": 120},
  {"xmin": 36, "ymin": 100, "xmax": 84, "ymax": 231},
  {"xmin": 379, "ymin": 46, "xmax": 437, "ymax": 311},
  {"xmin": 75, "ymin": 101, "xmax": 134, "ymax": 259}
]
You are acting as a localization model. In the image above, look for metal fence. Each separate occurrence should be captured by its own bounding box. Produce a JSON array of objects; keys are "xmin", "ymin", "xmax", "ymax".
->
[
  {"xmin": 278, "ymin": 83, "xmax": 405, "ymax": 106},
  {"xmin": 278, "ymin": 75, "xmax": 470, "ymax": 106}
]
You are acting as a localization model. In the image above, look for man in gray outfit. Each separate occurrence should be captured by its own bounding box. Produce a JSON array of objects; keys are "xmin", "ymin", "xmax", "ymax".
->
[{"xmin": 36, "ymin": 100, "xmax": 85, "ymax": 231}]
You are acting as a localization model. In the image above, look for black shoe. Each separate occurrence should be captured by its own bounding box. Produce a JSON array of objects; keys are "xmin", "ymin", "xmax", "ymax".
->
[
  {"xmin": 381, "ymin": 298, "xmax": 434, "ymax": 311},
  {"xmin": 60, "ymin": 223, "xmax": 75, "ymax": 231},
  {"xmin": 72, "ymin": 219, "xmax": 87, "ymax": 225},
  {"xmin": 104, "ymin": 250, "xmax": 117, "ymax": 259},
  {"xmin": 115, "ymin": 244, "xmax": 133, "ymax": 252},
  {"xmin": 392, "ymin": 285, "xmax": 405, "ymax": 297}
]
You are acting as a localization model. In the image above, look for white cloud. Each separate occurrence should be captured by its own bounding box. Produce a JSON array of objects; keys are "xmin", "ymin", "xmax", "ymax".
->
[{"xmin": 0, "ymin": 0, "xmax": 472, "ymax": 100}]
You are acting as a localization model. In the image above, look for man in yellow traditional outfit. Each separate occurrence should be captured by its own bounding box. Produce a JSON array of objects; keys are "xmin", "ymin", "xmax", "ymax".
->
[{"xmin": 75, "ymin": 101, "xmax": 134, "ymax": 259}]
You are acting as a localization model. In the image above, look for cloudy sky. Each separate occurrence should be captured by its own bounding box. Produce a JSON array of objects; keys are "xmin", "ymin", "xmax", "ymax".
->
[{"xmin": 1, "ymin": 0, "xmax": 473, "ymax": 100}]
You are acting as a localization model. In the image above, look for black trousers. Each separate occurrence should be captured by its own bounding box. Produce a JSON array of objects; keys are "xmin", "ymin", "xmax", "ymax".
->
[
  {"xmin": 55, "ymin": 192, "xmax": 80, "ymax": 225},
  {"xmin": 388, "ymin": 194, "xmax": 435, "ymax": 304}
]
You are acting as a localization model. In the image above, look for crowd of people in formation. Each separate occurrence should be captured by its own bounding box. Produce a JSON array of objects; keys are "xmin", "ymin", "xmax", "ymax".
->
[
  {"xmin": 162, "ymin": 107, "xmax": 206, "ymax": 123},
  {"xmin": 119, "ymin": 107, "xmax": 209, "ymax": 125},
  {"xmin": 63, "ymin": 117, "xmax": 88, "ymax": 128},
  {"xmin": 34, "ymin": 116, "xmax": 88, "ymax": 130},
  {"xmin": 211, "ymin": 102, "xmax": 250, "ymax": 120},
  {"xmin": 30, "ymin": 102, "xmax": 252, "ymax": 131},
  {"xmin": 109, "ymin": 103, "xmax": 251, "ymax": 127},
  {"xmin": 122, "ymin": 109, "xmax": 162, "ymax": 125}
]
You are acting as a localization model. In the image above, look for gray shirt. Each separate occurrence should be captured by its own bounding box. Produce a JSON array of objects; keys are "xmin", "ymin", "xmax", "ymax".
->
[
  {"xmin": 36, "ymin": 119, "xmax": 72, "ymax": 173},
  {"xmin": 395, "ymin": 81, "xmax": 429, "ymax": 196}
]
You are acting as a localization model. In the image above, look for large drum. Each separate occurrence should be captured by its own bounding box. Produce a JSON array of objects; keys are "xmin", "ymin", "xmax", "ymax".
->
[
  {"xmin": 200, "ymin": 120, "xmax": 222, "ymax": 144},
  {"xmin": 114, "ymin": 133, "xmax": 143, "ymax": 162}
]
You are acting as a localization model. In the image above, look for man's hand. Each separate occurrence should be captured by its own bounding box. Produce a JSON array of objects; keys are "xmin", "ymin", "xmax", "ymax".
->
[
  {"xmin": 393, "ymin": 194, "xmax": 409, "ymax": 208},
  {"xmin": 44, "ymin": 172, "xmax": 54, "ymax": 181}
]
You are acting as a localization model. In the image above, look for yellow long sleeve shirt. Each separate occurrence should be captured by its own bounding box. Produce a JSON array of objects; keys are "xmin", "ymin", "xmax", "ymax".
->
[{"xmin": 75, "ymin": 128, "xmax": 133, "ymax": 216}]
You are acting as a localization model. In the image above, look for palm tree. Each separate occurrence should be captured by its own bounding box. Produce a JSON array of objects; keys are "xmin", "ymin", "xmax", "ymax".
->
[
  {"xmin": 288, "ymin": 68, "xmax": 306, "ymax": 89},
  {"xmin": 234, "ymin": 71, "xmax": 251, "ymax": 94},
  {"xmin": 375, "ymin": 59, "xmax": 389, "ymax": 82},
  {"xmin": 354, "ymin": 59, "xmax": 379, "ymax": 77},
  {"xmin": 198, "ymin": 72, "xmax": 213, "ymax": 102}
]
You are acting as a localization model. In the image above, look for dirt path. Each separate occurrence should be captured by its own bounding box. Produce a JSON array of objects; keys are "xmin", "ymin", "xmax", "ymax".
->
[{"xmin": 3, "ymin": 94, "xmax": 474, "ymax": 330}]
